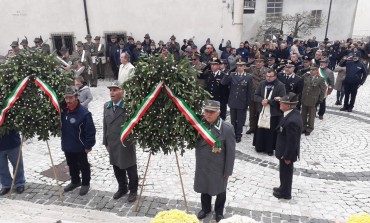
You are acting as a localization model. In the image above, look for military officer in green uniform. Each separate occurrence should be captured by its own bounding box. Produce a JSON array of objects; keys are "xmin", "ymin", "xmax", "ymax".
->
[
  {"xmin": 194, "ymin": 100, "xmax": 235, "ymax": 222},
  {"xmin": 72, "ymin": 41, "xmax": 92, "ymax": 86},
  {"xmin": 301, "ymin": 64, "xmax": 326, "ymax": 136},
  {"xmin": 93, "ymin": 36, "xmax": 106, "ymax": 79}
]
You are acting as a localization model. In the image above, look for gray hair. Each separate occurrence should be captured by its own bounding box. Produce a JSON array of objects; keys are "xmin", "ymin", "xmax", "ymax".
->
[{"xmin": 121, "ymin": 52, "xmax": 131, "ymax": 62}]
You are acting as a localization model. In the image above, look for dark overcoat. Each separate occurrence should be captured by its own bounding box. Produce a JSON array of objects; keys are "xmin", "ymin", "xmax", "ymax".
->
[
  {"xmin": 103, "ymin": 101, "xmax": 136, "ymax": 169},
  {"xmin": 194, "ymin": 119, "xmax": 235, "ymax": 196},
  {"xmin": 275, "ymin": 109, "xmax": 303, "ymax": 162}
]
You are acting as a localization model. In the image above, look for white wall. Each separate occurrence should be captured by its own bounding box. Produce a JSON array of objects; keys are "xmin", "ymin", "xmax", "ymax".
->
[
  {"xmin": 0, "ymin": 0, "xmax": 244, "ymax": 55},
  {"xmin": 242, "ymin": 0, "xmax": 358, "ymax": 42}
]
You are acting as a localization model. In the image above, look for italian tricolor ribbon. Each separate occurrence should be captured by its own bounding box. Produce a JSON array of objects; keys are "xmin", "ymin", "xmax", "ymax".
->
[
  {"xmin": 0, "ymin": 76, "xmax": 60, "ymax": 126},
  {"xmin": 164, "ymin": 85, "xmax": 221, "ymax": 148},
  {"xmin": 0, "ymin": 76, "xmax": 30, "ymax": 125},
  {"xmin": 120, "ymin": 81, "xmax": 164, "ymax": 143},
  {"xmin": 319, "ymin": 68, "xmax": 330, "ymax": 96},
  {"xmin": 34, "ymin": 77, "xmax": 60, "ymax": 114},
  {"xmin": 120, "ymin": 82, "xmax": 221, "ymax": 148}
]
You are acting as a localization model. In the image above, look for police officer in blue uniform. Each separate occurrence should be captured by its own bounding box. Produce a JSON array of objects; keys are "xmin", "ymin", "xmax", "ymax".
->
[
  {"xmin": 199, "ymin": 57, "xmax": 229, "ymax": 120},
  {"xmin": 221, "ymin": 61, "xmax": 253, "ymax": 142}
]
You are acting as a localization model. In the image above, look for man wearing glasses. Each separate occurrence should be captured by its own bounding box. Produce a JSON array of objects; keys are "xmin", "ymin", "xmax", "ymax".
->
[{"xmin": 194, "ymin": 100, "xmax": 235, "ymax": 222}]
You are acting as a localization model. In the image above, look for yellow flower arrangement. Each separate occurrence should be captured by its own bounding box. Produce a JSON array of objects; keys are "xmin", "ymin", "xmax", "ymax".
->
[
  {"xmin": 347, "ymin": 213, "xmax": 370, "ymax": 223},
  {"xmin": 151, "ymin": 209, "xmax": 199, "ymax": 223}
]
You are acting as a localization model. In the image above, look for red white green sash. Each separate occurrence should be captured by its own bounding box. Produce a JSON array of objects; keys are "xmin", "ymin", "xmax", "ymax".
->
[
  {"xmin": 120, "ymin": 82, "xmax": 221, "ymax": 148},
  {"xmin": 0, "ymin": 76, "xmax": 60, "ymax": 126}
]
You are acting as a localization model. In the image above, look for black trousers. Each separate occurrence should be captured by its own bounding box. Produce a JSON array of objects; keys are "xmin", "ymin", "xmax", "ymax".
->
[
  {"xmin": 230, "ymin": 108, "xmax": 247, "ymax": 138},
  {"xmin": 110, "ymin": 58, "xmax": 119, "ymax": 79},
  {"xmin": 220, "ymin": 102, "xmax": 227, "ymax": 121},
  {"xmin": 65, "ymin": 152, "xmax": 91, "ymax": 186},
  {"xmin": 279, "ymin": 159, "xmax": 294, "ymax": 196},
  {"xmin": 201, "ymin": 191, "xmax": 226, "ymax": 215},
  {"xmin": 317, "ymin": 98, "xmax": 326, "ymax": 116},
  {"xmin": 343, "ymin": 82, "xmax": 359, "ymax": 109},
  {"xmin": 336, "ymin": 90, "xmax": 344, "ymax": 102},
  {"xmin": 113, "ymin": 164, "xmax": 138, "ymax": 193}
]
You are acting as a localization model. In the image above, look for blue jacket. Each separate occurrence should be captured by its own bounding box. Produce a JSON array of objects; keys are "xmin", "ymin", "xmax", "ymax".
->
[
  {"xmin": 0, "ymin": 130, "xmax": 21, "ymax": 151},
  {"xmin": 236, "ymin": 48, "xmax": 249, "ymax": 62},
  {"xmin": 344, "ymin": 60, "xmax": 367, "ymax": 85},
  {"xmin": 61, "ymin": 102, "xmax": 96, "ymax": 153}
]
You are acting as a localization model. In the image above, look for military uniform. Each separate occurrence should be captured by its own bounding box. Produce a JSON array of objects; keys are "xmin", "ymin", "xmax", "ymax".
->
[
  {"xmin": 92, "ymin": 36, "xmax": 106, "ymax": 79},
  {"xmin": 221, "ymin": 71, "xmax": 253, "ymax": 140},
  {"xmin": 199, "ymin": 68, "xmax": 228, "ymax": 120},
  {"xmin": 194, "ymin": 100, "xmax": 235, "ymax": 221},
  {"xmin": 72, "ymin": 41, "xmax": 93, "ymax": 85},
  {"xmin": 301, "ymin": 67, "xmax": 326, "ymax": 134}
]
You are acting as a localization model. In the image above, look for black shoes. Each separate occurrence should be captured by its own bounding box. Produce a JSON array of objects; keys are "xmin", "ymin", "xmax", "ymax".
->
[
  {"xmin": 273, "ymin": 191, "xmax": 291, "ymax": 200},
  {"xmin": 335, "ymin": 101, "xmax": 342, "ymax": 105},
  {"xmin": 347, "ymin": 108, "xmax": 353, "ymax": 112},
  {"xmin": 319, "ymin": 115, "xmax": 323, "ymax": 120},
  {"xmin": 197, "ymin": 210, "xmax": 211, "ymax": 219},
  {"xmin": 79, "ymin": 185, "xmax": 90, "ymax": 196},
  {"xmin": 305, "ymin": 132, "xmax": 311, "ymax": 136},
  {"xmin": 267, "ymin": 152, "xmax": 273, "ymax": 156},
  {"xmin": 0, "ymin": 188, "xmax": 10, "ymax": 196},
  {"xmin": 216, "ymin": 214, "xmax": 224, "ymax": 222},
  {"xmin": 273, "ymin": 187, "xmax": 280, "ymax": 193},
  {"xmin": 63, "ymin": 182, "xmax": 81, "ymax": 192},
  {"xmin": 113, "ymin": 188, "xmax": 128, "ymax": 200},
  {"xmin": 245, "ymin": 129, "xmax": 254, "ymax": 134},
  {"xmin": 340, "ymin": 107, "xmax": 348, "ymax": 111},
  {"xmin": 128, "ymin": 192, "xmax": 137, "ymax": 202},
  {"xmin": 236, "ymin": 137, "xmax": 241, "ymax": 143},
  {"xmin": 16, "ymin": 186, "xmax": 25, "ymax": 194}
]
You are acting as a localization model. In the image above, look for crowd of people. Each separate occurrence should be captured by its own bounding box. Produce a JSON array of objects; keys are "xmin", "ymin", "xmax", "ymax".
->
[{"xmin": 1, "ymin": 32, "xmax": 369, "ymax": 222}]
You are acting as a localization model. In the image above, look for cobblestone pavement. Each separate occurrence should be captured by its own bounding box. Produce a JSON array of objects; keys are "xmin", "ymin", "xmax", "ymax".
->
[{"xmin": 1, "ymin": 77, "xmax": 370, "ymax": 222}]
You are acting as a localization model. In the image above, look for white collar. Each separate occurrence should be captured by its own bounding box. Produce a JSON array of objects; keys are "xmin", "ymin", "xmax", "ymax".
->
[{"xmin": 284, "ymin": 109, "xmax": 293, "ymax": 117}]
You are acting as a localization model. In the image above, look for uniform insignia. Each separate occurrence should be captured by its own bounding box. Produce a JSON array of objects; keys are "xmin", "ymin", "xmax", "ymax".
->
[
  {"xmin": 68, "ymin": 61, "xmax": 72, "ymax": 65},
  {"xmin": 212, "ymin": 147, "xmax": 222, "ymax": 153}
]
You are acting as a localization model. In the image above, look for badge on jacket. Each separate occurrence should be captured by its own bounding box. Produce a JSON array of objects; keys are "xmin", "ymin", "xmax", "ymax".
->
[{"xmin": 212, "ymin": 147, "xmax": 222, "ymax": 153}]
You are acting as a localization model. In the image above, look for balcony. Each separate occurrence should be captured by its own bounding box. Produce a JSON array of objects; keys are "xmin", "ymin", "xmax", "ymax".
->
[{"xmin": 244, "ymin": 0, "xmax": 256, "ymax": 13}]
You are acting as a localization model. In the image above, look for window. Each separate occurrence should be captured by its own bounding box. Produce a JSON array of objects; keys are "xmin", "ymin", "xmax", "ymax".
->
[
  {"xmin": 244, "ymin": 0, "xmax": 256, "ymax": 14},
  {"xmin": 311, "ymin": 10, "xmax": 322, "ymax": 27},
  {"xmin": 51, "ymin": 33, "xmax": 74, "ymax": 56},
  {"xmin": 266, "ymin": 0, "xmax": 284, "ymax": 21}
]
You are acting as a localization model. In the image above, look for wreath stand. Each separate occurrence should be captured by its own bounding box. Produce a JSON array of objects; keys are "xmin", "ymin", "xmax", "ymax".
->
[{"xmin": 135, "ymin": 151, "xmax": 188, "ymax": 213}]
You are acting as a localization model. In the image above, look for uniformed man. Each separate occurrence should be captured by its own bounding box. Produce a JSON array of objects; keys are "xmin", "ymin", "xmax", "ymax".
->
[
  {"xmin": 317, "ymin": 58, "xmax": 335, "ymax": 119},
  {"xmin": 83, "ymin": 34, "xmax": 94, "ymax": 53},
  {"xmin": 34, "ymin": 36, "xmax": 50, "ymax": 54},
  {"xmin": 277, "ymin": 61, "xmax": 304, "ymax": 108},
  {"xmin": 6, "ymin": 41, "xmax": 20, "ymax": 59},
  {"xmin": 221, "ymin": 61, "xmax": 252, "ymax": 142},
  {"xmin": 194, "ymin": 100, "xmax": 235, "ymax": 222},
  {"xmin": 168, "ymin": 35, "xmax": 181, "ymax": 61},
  {"xmin": 103, "ymin": 80, "xmax": 138, "ymax": 202},
  {"xmin": 20, "ymin": 37, "xmax": 30, "ymax": 50},
  {"xmin": 192, "ymin": 53, "xmax": 207, "ymax": 88},
  {"xmin": 290, "ymin": 53, "xmax": 302, "ymax": 73},
  {"xmin": 199, "ymin": 57, "xmax": 228, "ymax": 120},
  {"xmin": 59, "ymin": 46, "xmax": 77, "ymax": 77},
  {"xmin": 246, "ymin": 55, "xmax": 268, "ymax": 134},
  {"xmin": 72, "ymin": 41, "xmax": 92, "ymax": 85},
  {"xmin": 93, "ymin": 36, "xmax": 106, "ymax": 79},
  {"xmin": 296, "ymin": 55, "xmax": 311, "ymax": 77},
  {"xmin": 266, "ymin": 53, "xmax": 278, "ymax": 70},
  {"xmin": 301, "ymin": 64, "xmax": 326, "ymax": 136},
  {"xmin": 220, "ymin": 59, "xmax": 229, "ymax": 74}
]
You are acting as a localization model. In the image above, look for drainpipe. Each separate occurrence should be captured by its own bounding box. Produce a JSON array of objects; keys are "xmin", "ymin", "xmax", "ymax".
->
[
  {"xmin": 324, "ymin": 0, "xmax": 332, "ymax": 39},
  {"xmin": 83, "ymin": 0, "xmax": 91, "ymax": 34}
]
